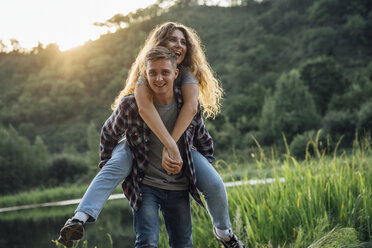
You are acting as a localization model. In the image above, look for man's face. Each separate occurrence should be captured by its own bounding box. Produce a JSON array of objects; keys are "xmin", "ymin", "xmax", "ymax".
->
[{"xmin": 145, "ymin": 58, "xmax": 178, "ymax": 97}]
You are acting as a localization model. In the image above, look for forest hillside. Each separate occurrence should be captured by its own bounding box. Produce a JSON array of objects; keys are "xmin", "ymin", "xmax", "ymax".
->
[{"xmin": 1, "ymin": 0, "xmax": 372, "ymax": 194}]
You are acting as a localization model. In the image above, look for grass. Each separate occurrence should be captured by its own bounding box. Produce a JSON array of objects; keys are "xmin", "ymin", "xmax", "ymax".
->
[
  {"xmin": 175, "ymin": 137, "xmax": 372, "ymax": 247},
  {"xmin": 4, "ymin": 136, "xmax": 372, "ymax": 248}
]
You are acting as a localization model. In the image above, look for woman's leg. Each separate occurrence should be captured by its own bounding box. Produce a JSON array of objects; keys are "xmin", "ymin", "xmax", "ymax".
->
[
  {"xmin": 58, "ymin": 141, "xmax": 133, "ymax": 247},
  {"xmin": 75, "ymin": 141, "xmax": 133, "ymax": 222},
  {"xmin": 192, "ymin": 149, "xmax": 230, "ymax": 230}
]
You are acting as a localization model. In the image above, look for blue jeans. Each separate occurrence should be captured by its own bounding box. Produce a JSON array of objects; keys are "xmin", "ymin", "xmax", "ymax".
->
[
  {"xmin": 133, "ymin": 184, "xmax": 192, "ymax": 248},
  {"xmin": 76, "ymin": 141, "xmax": 230, "ymax": 229}
]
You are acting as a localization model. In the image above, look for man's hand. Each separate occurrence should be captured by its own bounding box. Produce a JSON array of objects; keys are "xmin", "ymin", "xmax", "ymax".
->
[{"xmin": 162, "ymin": 146, "xmax": 182, "ymax": 175}]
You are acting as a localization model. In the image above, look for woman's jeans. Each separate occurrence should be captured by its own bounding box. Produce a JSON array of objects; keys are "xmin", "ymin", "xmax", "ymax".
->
[
  {"xmin": 133, "ymin": 184, "xmax": 192, "ymax": 248},
  {"xmin": 75, "ymin": 141, "xmax": 231, "ymax": 229}
]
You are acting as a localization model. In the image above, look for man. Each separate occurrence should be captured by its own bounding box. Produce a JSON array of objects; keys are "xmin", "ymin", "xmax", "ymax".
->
[{"xmin": 100, "ymin": 46, "xmax": 214, "ymax": 247}]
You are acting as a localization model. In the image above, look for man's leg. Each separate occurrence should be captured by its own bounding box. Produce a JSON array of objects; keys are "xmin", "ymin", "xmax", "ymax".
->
[
  {"xmin": 161, "ymin": 189, "xmax": 192, "ymax": 248},
  {"xmin": 192, "ymin": 149, "xmax": 245, "ymax": 248},
  {"xmin": 133, "ymin": 184, "xmax": 160, "ymax": 248},
  {"xmin": 58, "ymin": 141, "xmax": 133, "ymax": 247}
]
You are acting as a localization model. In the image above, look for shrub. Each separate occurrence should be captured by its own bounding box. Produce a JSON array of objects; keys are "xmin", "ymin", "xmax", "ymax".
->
[
  {"xmin": 0, "ymin": 126, "xmax": 51, "ymax": 194},
  {"xmin": 357, "ymin": 100, "xmax": 372, "ymax": 135},
  {"xmin": 259, "ymin": 69, "xmax": 320, "ymax": 144},
  {"xmin": 47, "ymin": 154, "xmax": 89, "ymax": 185},
  {"xmin": 322, "ymin": 111, "xmax": 356, "ymax": 147},
  {"xmin": 289, "ymin": 130, "xmax": 327, "ymax": 159}
]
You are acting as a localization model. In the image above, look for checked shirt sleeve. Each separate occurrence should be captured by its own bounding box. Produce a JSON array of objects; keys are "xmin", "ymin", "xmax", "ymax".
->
[
  {"xmin": 193, "ymin": 112, "xmax": 215, "ymax": 163},
  {"xmin": 98, "ymin": 98, "xmax": 129, "ymax": 168}
]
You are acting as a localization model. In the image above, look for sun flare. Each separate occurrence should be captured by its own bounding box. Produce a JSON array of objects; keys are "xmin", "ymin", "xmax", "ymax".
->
[{"xmin": 0, "ymin": 0, "xmax": 157, "ymax": 51}]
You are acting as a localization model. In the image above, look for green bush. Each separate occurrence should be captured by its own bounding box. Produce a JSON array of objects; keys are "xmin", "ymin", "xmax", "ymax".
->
[
  {"xmin": 259, "ymin": 69, "xmax": 320, "ymax": 144},
  {"xmin": 48, "ymin": 154, "xmax": 89, "ymax": 185},
  {"xmin": 290, "ymin": 131, "xmax": 315, "ymax": 158},
  {"xmin": 0, "ymin": 126, "xmax": 51, "ymax": 194},
  {"xmin": 289, "ymin": 130, "xmax": 329, "ymax": 159},
  {"xmin": 357, "ymin": 100, "xmax": 372, "ymax": 135},
  {"xmin": 322, "ymin": 111, "xmax": 356, "ymax": 147}
]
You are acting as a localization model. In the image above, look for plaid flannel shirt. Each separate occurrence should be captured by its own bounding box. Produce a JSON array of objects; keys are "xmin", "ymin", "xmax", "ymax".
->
[{"xmin": 99, "ymin": 86, "xmax": 215, "ymax": 211}]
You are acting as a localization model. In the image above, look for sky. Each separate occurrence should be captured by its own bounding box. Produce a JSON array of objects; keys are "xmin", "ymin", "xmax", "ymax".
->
[{"xmin": 0, "ymin": 0, "xmax": 158, "ymax": 51}]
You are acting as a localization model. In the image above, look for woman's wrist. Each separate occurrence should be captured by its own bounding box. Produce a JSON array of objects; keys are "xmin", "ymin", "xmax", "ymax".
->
[{"xmin": 164, "ymin": 138, "xmax": 178, "ymax": 150}]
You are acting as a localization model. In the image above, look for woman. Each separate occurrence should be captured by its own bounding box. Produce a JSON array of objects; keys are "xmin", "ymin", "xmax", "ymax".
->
[{"xmin": 58, "ymin": 22, "xmax": 245, "ymax": 248}]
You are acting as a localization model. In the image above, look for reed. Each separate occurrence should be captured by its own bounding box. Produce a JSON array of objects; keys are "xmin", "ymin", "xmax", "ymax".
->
[
  {"xmin": 158, "ymin": 137, "xmax": 372, "ymax": 247},
  {"xmin": 45, "ymin": 136, "xmax": 372, "ymax": 248}
]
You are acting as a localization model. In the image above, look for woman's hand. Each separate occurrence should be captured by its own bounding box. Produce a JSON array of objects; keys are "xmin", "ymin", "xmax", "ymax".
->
[{"xmin": 162, "ymin": 145, "xmax": 182, "ymax": 175}]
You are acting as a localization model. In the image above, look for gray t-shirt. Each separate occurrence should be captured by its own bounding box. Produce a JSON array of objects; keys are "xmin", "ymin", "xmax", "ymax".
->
[
  {"xmin": 138, "ymin": 67, "xmax": 197, "ymax": 86},
  {"xmin": 142, "ymin": 98, "xmax": 189, "ymax": 191}
]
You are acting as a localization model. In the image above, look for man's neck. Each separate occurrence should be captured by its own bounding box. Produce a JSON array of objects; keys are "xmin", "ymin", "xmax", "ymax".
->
[{"xmin": 153, "ymin": 92, "xmax": 174, "ymax": 106}]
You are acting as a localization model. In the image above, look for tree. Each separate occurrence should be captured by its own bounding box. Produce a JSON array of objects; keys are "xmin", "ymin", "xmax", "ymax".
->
[
  {"xmin": 343, "ymin": 14, "xmax": 367, "ymax": 44},
  {"xmin": 94, "ymin": 14, "xmax": 130, "ymax": 30},
  {"xmin": 259, "ymin": 69, "xmax": 320, "ymax": 144},
  {"xmin": 224, "ymin": 83, "xmax": 266, "ymax": 132},
  {"xmin": 86, "ymin": 121, "xmax": 100, "ymax": 166},
  {"xmin": 322, "ymin": 111, "xmax": 356, "ymax": 146},
  {"xmin": 357, "ymin": 100, "xmax": 372, "ymax": 134},
  {"xmin": 300, "ymin": 56, "xmax": 347, "ymax": 115},
  {"xmin": 174, "ymin": 0, "xmax": 199, "ymax": 8},
  {"xmin": 0, "ymin": 126, "xmax": 43, "ymax": 193},
  {"xmin": 10, "ymin": 39, "xmax": 23, "ymax": 53},
  {"xmin": 0, "ymin": 40, "xmax": 8, "ymax": 53},
  {"xmin": 308, "ymin": 0, "xmax": 345, "ymax": 26},
  {"xmin": 32, "ymin": 136, "xmax": 52, "ymax": 171}
]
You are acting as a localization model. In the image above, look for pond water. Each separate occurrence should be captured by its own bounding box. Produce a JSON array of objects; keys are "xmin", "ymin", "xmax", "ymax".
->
[
  {"xmin": 0, "ymin": 199, "xmax": 136, "ymax": 248},
  {"xmin": 0, "ymin": 179, "xmax": 259, "ymax": 247}
]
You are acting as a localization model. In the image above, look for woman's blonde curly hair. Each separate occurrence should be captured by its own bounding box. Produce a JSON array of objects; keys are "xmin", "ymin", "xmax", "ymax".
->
[{"xmin": 112, "ymin": 22, "xmax": 223, "ymax": 119}]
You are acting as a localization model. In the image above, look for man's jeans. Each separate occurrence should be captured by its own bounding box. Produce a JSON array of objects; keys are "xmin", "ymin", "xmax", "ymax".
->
[
  {"xmin": 76, "ymin": 141, "xmax": 231, "ymax": 229},
  {"xmin": 133, "ymin": 184, "xmax": 192, "ymax": 248}
]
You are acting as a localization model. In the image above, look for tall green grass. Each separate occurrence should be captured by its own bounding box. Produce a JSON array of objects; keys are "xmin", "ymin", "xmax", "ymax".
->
[
  {"xmin": 173, "ymin": 138, "xmax": 372, "ymax": 247},
  {"xmin": 42, "ymin": 136, "xmax": 372, "ymax": 247}
]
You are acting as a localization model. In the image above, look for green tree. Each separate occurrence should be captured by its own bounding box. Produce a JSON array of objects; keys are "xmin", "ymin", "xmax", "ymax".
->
[
  {"xmin": 32, "ymin": 136, "xmax": 52, "ymax": 171},
  {"xmin": 322, "ymin": 111, "xmax": 356, "ymax": 146},
  {"xmin": 357, "ymin": 100, "xmax": 372, "ymax": 134},
  {"xmin": 174, "ymin": 0, "xmax": 198, "ymax": 7},
  {"xmin": 0, "ymin": 126, "xmax": 43, "ymax": 193},
  {"xmin": 94, "ymin": 14, "xmax": 130, "ymax": 30},
  {"xmin": 224, "ymin": 83, "xmax": 266, "ymax": 132},
  {"xmin": 343, "ymin": 14, "xmax": 367, "ymax": 44},
  {"xmin": 300, "ymin": 56, "xmax": 347, "ymax": 115},
  {"xmin": 86, "ymin": 121, "xmax": 100, "ymax": 166},
  {"xmin": 259, "ymin": 69, "xmax": 320, "ymax": 144}
]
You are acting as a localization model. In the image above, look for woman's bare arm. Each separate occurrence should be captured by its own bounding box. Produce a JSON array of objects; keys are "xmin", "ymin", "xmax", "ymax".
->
[
  {"xmin": 162, "ymin": 83, "xmax": 199, "ymax": 173},
  {"xmin": 135, "ymin": 83, "xmax": 182, "ymax": 174},
  {"xmin": 171, "ymin": 83, "xmax": 199, "ymax": 141}
]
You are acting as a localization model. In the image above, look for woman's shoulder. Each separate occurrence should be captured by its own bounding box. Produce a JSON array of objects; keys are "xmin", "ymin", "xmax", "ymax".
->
[{"xmin": 177, "ymin": 66, "xmax": 197, "ymax": 85}]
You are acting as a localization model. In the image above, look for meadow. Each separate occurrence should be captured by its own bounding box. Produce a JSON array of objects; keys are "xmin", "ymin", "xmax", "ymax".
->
[
  {"xmin": 2, "ymin": 138, "xmax": 371, "ymax": 248},
  {"xmin": 188, "ymin": 139, "xmax": 372, "ymax": 247},
  {"xmin": 48, "ymin": 138, "xmax": 372, "ymax": 247}
]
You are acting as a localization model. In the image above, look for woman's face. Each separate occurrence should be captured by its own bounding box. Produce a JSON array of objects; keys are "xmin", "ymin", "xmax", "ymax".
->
[{"xmin": 164, "ymin": 29, "xmax": 187, "ymax": 65}]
